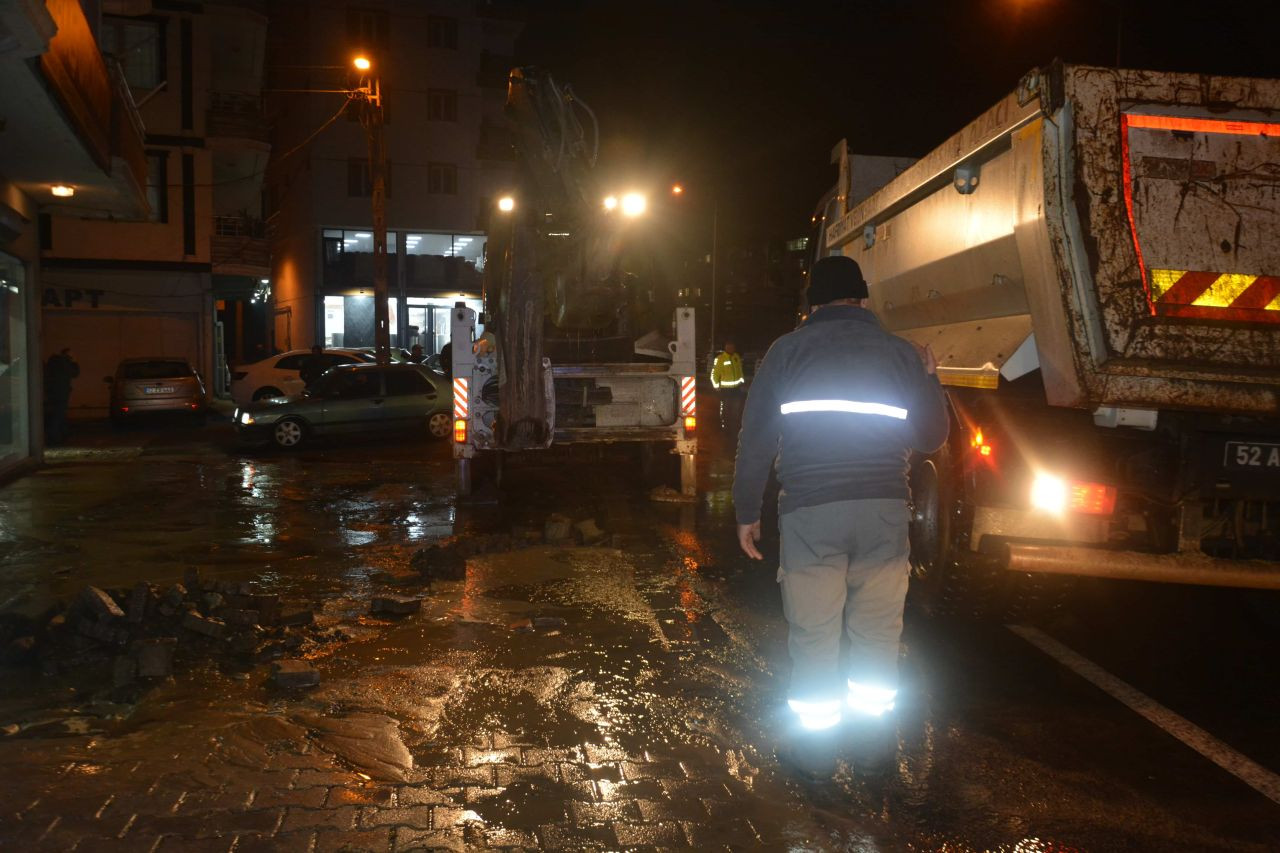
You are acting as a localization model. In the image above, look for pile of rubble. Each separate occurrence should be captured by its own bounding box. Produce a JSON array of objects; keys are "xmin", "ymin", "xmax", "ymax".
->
[
  {"xmin": 0, "ymin": 568, "xmax": 335, "ymax": 695},
  {"xmin": 409, "ymin": 515, "xmax": 613, "ymax": 581}
]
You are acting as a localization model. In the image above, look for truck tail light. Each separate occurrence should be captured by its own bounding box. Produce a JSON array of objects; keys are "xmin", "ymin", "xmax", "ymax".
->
[
  {"xmin": 453, "ymin": 418, "xmax": 467, "ymax": 443},
  {"xmin": 970, "ymin": 428, "xmax": 993, "ymax": 458},
  {"xmin": 1070, "ymin": 481, "xmax": 1117, "ymax": 515},
  {"xmin": 684, "ymin": 415, "xmax": 696, "ymax": 432}
]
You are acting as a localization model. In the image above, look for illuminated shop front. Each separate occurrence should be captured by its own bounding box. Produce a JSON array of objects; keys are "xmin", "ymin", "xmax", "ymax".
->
[
  {"xmin": 320, "ymin": 229, "xmax": 484, "ymax": 351},
  {"xmin": 0, "ymin": 252, "xmax": 29, "ymax": 475}
]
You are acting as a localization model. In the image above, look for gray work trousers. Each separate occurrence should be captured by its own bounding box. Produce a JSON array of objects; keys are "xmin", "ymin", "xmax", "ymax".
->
[{"xmin": 778, "ymin": 498, "xmax": 911, "ymax": 704}]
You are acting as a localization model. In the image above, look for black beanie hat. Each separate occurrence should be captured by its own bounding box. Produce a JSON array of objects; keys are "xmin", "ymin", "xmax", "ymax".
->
[{"xmin": 807, "ymin": 256, "xmax": 869, "ymax": 306}]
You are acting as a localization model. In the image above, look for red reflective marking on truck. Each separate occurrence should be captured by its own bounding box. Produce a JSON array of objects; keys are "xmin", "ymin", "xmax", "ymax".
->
[
  {"xmin": 1119, "ymin": 115, "xmax": 1151, "ymax": 312},
  {"xmin": 680, "ymin": 376, "xmax": 696, "ymax": 416},
  {"xmin": 453, "ymin": 377, "xmax": 469, "ymax": 419},
  {"xmin": 1159, "ymin": 271, "xmax": 1220, "ymax": 306},
  {"xmin": 1124, "ymin": 113, "xmax": 1280, "ymax": 137},
  {"xmin": 1152, "ymin": 271, "xmax": 1280, "ymax": 323},
  {"xmin": 1231, "ymin": 276, "xmax": 1280, "ymax": 310}
]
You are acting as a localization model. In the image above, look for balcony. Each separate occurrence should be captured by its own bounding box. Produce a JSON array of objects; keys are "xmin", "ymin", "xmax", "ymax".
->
[
  {"xmin": 0, "ymin": 0, "xmax": 148, "ymax": 217},
  {"xmin": 207, "ymin": 92, "xmax": 271, "ymax": 146},
  {"xmin": 212, "ymin": 215, "xmax": 270, "ymax": 275}
]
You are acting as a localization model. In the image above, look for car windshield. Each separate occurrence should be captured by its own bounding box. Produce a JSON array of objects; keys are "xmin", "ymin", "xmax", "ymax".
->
[{"xmin": 122, "ymin": 361, "xmax": 193, "ymax": 379}]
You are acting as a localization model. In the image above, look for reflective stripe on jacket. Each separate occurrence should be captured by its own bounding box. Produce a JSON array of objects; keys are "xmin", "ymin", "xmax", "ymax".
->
[
  {"xmin": 732, "ymin": 304, "xmax": 949, "ymax": 524},
  {"xmin": 710, "ymin": 352, "xmax": 744, "ymax": 389}
]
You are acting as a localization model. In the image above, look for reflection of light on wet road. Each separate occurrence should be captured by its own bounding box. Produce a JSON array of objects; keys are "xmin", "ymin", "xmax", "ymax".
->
[
  {"xmin": 250, "ymin": 512, "xmax": 275, "ymax": 544},
  {"xmin": 342, "ymin": 529, "xmax": 377, "ymax": 546},
  {"xmin": 240, "ymin": 462, "xmax": 260, "ymax": 497}
]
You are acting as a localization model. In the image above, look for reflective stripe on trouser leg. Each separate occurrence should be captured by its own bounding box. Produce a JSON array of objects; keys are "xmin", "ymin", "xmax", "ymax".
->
[
  {"xmin": 844, "ymin": 499, "xmax": 912, "ymax": 714},
  {"xmin": 846, "ymin": 681, "xmax": 897, "ymax": 716},
  {"xmin": 779, "ymin": 506, "xmax": 851, "ymax": 714},
  {"xmin": 787, "ymin": 698, "xmax": 842, "ymax": 731}
]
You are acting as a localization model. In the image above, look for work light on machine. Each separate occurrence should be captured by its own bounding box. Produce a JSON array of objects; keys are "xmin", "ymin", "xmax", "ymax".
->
[{"xmin": 620, "ymin": 192, "xmax": 647, "ymax": 217}]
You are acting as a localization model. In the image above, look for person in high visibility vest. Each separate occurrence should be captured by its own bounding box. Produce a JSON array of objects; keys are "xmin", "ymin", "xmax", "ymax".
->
[{"xmin": 710, "ymin": 340, "xmax": 746, "ymax": 433}]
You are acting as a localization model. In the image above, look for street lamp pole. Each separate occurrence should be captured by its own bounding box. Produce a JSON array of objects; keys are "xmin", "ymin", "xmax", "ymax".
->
[
  {"xmin": 709, "ymin": 202, "xmax": 718, "ymax": 362},
  {"xmin": 355, "ymin": 61, "xmax": 391, "ymax": 365}
]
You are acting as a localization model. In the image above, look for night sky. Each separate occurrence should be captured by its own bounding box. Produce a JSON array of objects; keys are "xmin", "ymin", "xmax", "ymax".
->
[{"xmin": 515, "ymin": 0, "xmax": 1280, "ymax": 245}]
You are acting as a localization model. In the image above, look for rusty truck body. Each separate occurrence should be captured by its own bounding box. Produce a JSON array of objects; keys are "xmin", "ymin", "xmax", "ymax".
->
[{"xmin": 815, "ymin": 62, "xmax": 1280, "ymax": 611}]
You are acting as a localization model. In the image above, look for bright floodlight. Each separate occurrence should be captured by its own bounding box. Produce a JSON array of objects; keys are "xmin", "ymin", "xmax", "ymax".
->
[
  {"xmin": 620, "ymin": 193, "xmax": 646, "ymax": 217},
  {"xmin": 497, "ymin": 196, "xmax": 515, "ymax": 212},
  {"xmin": 1030, "ymin": 473, "xmax": 1068, "ymax": 514},
  {"xmin": 602, "ymin": 195, "xmax": 619, "ymax": 211},
  {"xmin": 353, "ymin": 56, "xmax": 372, "ymax": 71}
]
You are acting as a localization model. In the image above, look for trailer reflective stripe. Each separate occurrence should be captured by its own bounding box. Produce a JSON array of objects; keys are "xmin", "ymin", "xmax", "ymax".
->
[
  {"xmin": 780, "ymin": 399, "xmax": 908, "ymax": 419},
  {"xmin": 453, "ymin": 377, "xmax": 469, "ymax": 419},
  {"xmin": 1149, "ymin": 268, "xmax": 1280, "ymax": 323},
  {"xmin": 680, "ymin": 376, "xmax": 696, "ymax": 416},
  {"xmin": 1123, "ymin": 113, "xmax": 1280, "ymax": 138}
]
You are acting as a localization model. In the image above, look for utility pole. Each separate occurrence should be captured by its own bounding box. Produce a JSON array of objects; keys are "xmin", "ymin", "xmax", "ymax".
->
[
  {"xmin": 709, "ymin": 202, "xmax": 719, "ymax": 363},
  {"xmin": 355, "ymin": 59, "xmax": 391, "ymax": 365}
]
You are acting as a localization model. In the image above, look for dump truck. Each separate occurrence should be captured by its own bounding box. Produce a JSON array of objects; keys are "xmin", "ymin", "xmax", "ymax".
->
[
  {"xmin": 451, "ymin": 68, "xmax": 697, "ymax": 496},
  {"xmin": 815, "ymin": 62, "xmax": 1280, "ymax": 613}
]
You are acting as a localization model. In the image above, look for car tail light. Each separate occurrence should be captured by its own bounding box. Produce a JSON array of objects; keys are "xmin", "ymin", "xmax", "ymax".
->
[
  {"xmin": 453, "ymin": 418, "xmax": 467, "ymax": 443},
  {"xmin": 1069, "ymin": 481, "xmax": 1117, "ymax": 515},
  {"xmin": 684, "ymin": 415, "xmax": 696, "ymax": 432}
]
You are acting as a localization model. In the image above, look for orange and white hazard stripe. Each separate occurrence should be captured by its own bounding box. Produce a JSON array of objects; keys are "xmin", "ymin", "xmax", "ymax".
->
[
  {"xmin": 1148, "ymin": 269, "xmax": 1280, "ymax": 323},
  {"xmin": 680, "ymin": 375, "xmax": 696, "ymax": 417},
  {"xmin": 452, "ymin": 377, "xmax": 469, "ymax": 419}
]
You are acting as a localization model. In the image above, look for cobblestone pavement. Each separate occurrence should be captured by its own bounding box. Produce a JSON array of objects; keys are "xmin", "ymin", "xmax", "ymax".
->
[{"xmin": 3, "ymin": 424, "xmax": 1279, "ymax": 852}]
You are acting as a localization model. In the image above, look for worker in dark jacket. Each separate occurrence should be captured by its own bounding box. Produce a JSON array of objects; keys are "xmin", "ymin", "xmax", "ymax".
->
[{"xmin": 733, "ymin": 255, "xmax": 949, "ymax": 778}]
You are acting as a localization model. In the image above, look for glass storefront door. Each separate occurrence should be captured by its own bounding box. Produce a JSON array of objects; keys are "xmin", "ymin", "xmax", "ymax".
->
[{"xmin": 0, "ymin": 252, "xmax": 29, "ymax": 467}]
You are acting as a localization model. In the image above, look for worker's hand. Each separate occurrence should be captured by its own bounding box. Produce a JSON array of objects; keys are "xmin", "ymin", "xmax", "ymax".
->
[
  {"xmin": 737, "ymin": 521, "xmax": 763, "ymax": 560},
  {"xmin": 913, "ymin": 343, "xmax": 938, "ymax": 375}
]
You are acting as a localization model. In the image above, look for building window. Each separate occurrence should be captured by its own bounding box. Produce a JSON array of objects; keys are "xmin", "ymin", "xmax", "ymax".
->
[
  {"xmin": 427, "ymin": 163, "xmax": 457, "ymax": 195},
  {"xmin": 145, "ymin": 151, "xmax": 168, "ymax": 223},
  {"xmin": 427, "ymin": 89, "xmax": 457, "ymax": 122},
  {"xmin": 426, "ymin": 15, "xmax": 458, "ymax": 49},
  {"xmin": 102, "ymin": 16, "xmax": 165, "ymax": 90},
  {"xmin": 347, "ymin": 159, "xmax": 392, "ymax": 197},
  {"xmin": 347, "ymin": 8, "xmax": 389, "ymax": 48}
]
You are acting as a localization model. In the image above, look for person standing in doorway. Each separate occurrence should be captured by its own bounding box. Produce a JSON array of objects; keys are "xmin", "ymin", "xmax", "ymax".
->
[
  {"xmin": 710, "ymin": 339, "xmax": 746, "ymax": 434},
  {"xmin": 43, "ymin": 347, "xmax": 79, "ymax": 445},
  {"xmin": 732, "ymin": 255, "xmax": 948, "ymax": 779}
]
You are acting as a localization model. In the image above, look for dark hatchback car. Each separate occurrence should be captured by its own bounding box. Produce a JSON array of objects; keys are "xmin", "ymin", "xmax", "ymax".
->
[
  {"xmin": 106, "ymin": 357, "xmax": 207, "ymax": 424},
  {"xmin": 234, "ymin": 362, "xmax": 451, "ymax": 449}
]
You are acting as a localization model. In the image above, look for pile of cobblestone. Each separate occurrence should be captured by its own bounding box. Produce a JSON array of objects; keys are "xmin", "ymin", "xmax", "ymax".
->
[
  {"xmin": 0, "ymin": 568, "xmax": 338, "ymax": 696},
  {"xmin": 409, "ymin": 516, "xmax": 610, "ymax": 582}
]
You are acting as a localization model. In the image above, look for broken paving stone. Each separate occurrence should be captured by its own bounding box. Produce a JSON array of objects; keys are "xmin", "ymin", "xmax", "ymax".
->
[
  {"xmin": 544, "ymin": 514, "xmax": 573, "ymax": 543},
  {"xmin": 162, "ymin": 584, "xmax": 187, "ymax": 607},
  {"xmin": 182, "ymin": 612, "xmax": 227, "ymax": 640},
  {"xmin": 278, "ymin": 609, "xmax": 314, "ymax": 627},
  {"xmin": 509, "ymin": 617, "xmax": 534, "ymax": 632},
  {"xmin": 112, "ymin": 655, "xmax": 137, "ymax": 687},
  {"xmin": 78, "ymin": 618, "xmax": 127, "ymax": 645},
  {"xmin": 126, "ymin": 582, "xmax": 152, "ymax": 623},
  {"xmin": 183, "ymin": 567, "xmax": 203, "ymax": 591},
  {"xmin": 533, "ymin": 616, "xmax": 567, "ymax": 630},
  {"xmin": 272, "ymin": 659, "xmax": 320, "ymax": 688},
  {"xmin": 574, "ymin": 518, "xmax": 606, "ymax": 545},
  {"xmin": 80, "ymin": 586, "xmax": 125, "ymax": 620},
  {"xmin": 201, "ymin": 592, "xmax": 226, "ymax": 613},
  {"xmin": 411, "ymin": 543, "xmax": 466, "ymax": 582},
  {"xmin": 371, "ymin": 596, "xmax": 422, "ymax": 616},
  {"xmin": 135, "ymin": 638, "xmax": 176, "ymax": 678},
  {"xmin": 223, "ymin": 608, "xmax": 260, "ymax": 627}
]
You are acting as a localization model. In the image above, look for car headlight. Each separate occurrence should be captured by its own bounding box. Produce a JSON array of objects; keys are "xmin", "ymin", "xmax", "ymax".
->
[
  {"xmin": 238, "ymin": 410, "xmax": 255, "ymax": 426},
  {"xmin": 1030, "ymin": 473, "xmax": 1067, "ymax": 514}
]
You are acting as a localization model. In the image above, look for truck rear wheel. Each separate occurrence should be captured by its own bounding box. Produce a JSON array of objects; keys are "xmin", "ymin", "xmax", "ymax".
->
[{"xmin": 908, "ymin": 445, "xmax": 991, "ymax": 619}]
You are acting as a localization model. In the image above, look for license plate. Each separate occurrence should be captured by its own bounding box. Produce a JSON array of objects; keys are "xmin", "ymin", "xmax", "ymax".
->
[
  {"xmin": 1224, "ymin": 441, "xmax": 1280, "ymax": 470},
  {"xmin": 145, "ymin": 385, "xmax": 175, "ymax": 394}
]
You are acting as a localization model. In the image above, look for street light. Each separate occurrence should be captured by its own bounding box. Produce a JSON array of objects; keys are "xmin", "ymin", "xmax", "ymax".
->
[
  {"xmin": 351, "ymin": 52, "xmax": 391, "ymax": 364},
  {"xmin": 497, "ymin": 196, "xmax": 515, "ymax": 212},
  {"xmin": 620, "ymin": 193, "xmax": 647, "ymax": 217}
]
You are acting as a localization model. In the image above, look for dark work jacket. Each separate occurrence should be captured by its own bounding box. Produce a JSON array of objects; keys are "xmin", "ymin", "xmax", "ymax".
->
[{"xmin": 732, "ymin": 304, "xmax": 949, "ymax": 524}]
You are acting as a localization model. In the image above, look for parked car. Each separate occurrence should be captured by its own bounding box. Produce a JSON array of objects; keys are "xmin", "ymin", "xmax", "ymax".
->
[
  {"xmin": 229, "ymin": 348, "xmax": 372, "ymax": 405},
  {"xmin": 234, "ymin": 362, "xmax": 452, "ymax": 449},
  {"xmin": 105, "ymin": 357, "xmax": 207, "ymax": 423}
]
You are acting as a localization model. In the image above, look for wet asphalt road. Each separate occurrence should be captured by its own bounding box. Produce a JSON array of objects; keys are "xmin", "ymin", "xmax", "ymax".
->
[{"xmin": 0, "ymin": 415, "xmax": 1277, "ymax": 851}]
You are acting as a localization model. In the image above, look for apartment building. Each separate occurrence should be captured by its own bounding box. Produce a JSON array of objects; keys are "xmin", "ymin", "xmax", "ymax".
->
[
  {"xmin": 36, "ymin": 0, "xmax": 270, "ymax": 417},
  {"xmin": 265, "ymin": 0, "xmax": 522, "ymax": 356},
  {"xmin": 0, "ymin": 0, "xmax": 149, "ymax": 474}
]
